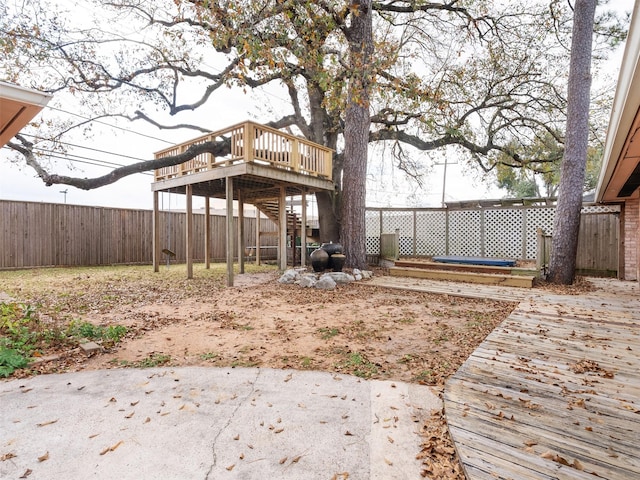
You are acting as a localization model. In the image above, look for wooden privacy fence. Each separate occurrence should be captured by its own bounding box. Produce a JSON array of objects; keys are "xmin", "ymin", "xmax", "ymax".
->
[
  {"xmin": 537, "ymin": 210, "xmax": 620, "ymax": 277},
  {"xmin": 0, "ymin": 200, "xmax": 278, "ymax": 269},
  {"xmin": 366, "ymin": 203, "xmax": 620, "ymax": 276}
]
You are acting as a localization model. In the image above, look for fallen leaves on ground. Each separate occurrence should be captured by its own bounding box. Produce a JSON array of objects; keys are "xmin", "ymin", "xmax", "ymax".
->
[
  {"xmin": 417, "ymin": 408, "xmax": 464, "ymax": 479},
  {"xmin": 0, "ymin": 265, "xmax": 516, "ymax": 477}
]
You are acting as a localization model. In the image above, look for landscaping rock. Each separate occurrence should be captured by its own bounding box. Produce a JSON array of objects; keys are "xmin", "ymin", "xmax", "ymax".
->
[
  {"xmin": 278, "ymin": 269, "xmax": 299, "ymax": 284},
  {"xmin": 360, "ymin": 270, "xmax": 373, "ymax": 279},
  {"xmin": 322, "ymin": 272, "xmax": 355, "ymax": 284},
  {"xmin": 298, "ymin": 274, "xmax": 317, "ymax": 288},
  {"xmin": 0, "ymin": 292, "xmax": 14, "ymax": 303},
  {"xmin": 315, "ymin": 275, "xmax": 337, "ymax": 290},
  {"xmin": 79, "ymin": 341, "xmax": 103, "ymax": 356}
]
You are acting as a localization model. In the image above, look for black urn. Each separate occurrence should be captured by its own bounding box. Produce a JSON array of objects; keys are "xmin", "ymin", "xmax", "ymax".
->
[
  {"xmin": 320, "ymin": 242, "xmax": 343, "ymax": 256},
  {"xmin": 310, "ymin": 248, "xmax": 330, "ymax": 272},
  {"xmin": 331, "ymin": 253, "xmax": 346, "ymax": 272}
]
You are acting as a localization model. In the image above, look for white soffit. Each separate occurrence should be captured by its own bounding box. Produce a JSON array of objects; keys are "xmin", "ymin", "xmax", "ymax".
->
[{"xmin": 0, "ymin": 81, "xmax": 53, "ymax": 148}]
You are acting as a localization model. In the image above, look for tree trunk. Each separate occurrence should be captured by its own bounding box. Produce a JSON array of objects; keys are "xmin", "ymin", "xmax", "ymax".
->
[
  {"xmin": 548, "ymin": 0, "xmax": 596, "ymax": 285},
  {"xmin": 341, "ymin": 0, "xmax": 373, "ymax": 270}
]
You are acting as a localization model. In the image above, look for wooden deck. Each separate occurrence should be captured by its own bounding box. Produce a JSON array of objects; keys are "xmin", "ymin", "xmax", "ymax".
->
[
  {"xmin": 154, "ymin": 121, "xmax": 333, "ymax": 183},
  {"xmin": 365, "ymin": 276, "xmax": 639, "ymax": 477},
  {"xmin": 389, "ymin": 266, "xmax": 535, "ymax": 288},
  {"xmin": 444, "ymin": 278, "xmax": 640, "ymax": 479},
  {"xmin": 150, "ymin": 121, "xmax": 336, "ymax": 282}
]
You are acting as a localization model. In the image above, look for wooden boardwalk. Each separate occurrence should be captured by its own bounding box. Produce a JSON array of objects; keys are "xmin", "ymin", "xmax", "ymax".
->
[
  {"xmin": 366, "ymin": 276, "xmax": 639, "ymax": 478},
  {"xmin": 444, "ymin": 278, "xmax": 640, "ymax": 479}
]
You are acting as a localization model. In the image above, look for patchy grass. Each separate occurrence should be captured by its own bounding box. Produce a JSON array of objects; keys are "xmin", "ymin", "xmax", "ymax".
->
[
  {"xmin": 336, "ymin": 351, "xmax": 379, "ymax": 379},
  {"xmin": 317, "ymin": 327, "xmax": 340, "ymax": 339},
  {"xmin": 112, "ymin": 353, "xmax": 172, "ymax": 369}
]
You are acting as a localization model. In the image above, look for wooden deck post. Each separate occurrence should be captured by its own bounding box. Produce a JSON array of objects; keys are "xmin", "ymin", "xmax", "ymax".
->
[
  {"xmin": 255, "ymin": 207, "xmax": 261, "ymax": 266},
  {"xmin": 238, "ymin": 189, "xmax": 245, "ymax": 274},
  {"xmin": 226, "ymin": 177, "xmax": 234, "ymax": 287},
  {"xmin": 204, "ymin": 196, "xmax": 210, "ymax": 270},
  {"xmin": 186, "ymin": 184, "xmax": 193, "ymax": 279},
  {"xmin": 301, "ymin": 190, "xmax": 307, "ymax": 267},
  {"xmin": 279, "ymin": 186, "xmax": 287, "ymax": 271},
  {"xmin": 244, "ymin": 122, "xmax": 254, "ymax": 163},
  {"xmin": 153, "ymin": 190, "xmax": 160, "ymax": 273}
]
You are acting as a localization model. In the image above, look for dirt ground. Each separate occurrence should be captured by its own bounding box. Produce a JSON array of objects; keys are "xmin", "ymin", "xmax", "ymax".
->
[{"xmin": 0, "ymin": 264, "xmax": 517, "ymax": 478}]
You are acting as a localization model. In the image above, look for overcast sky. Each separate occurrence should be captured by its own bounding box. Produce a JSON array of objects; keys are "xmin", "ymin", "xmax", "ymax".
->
[{"xmin": 0, "ymin": 0, "xmax": 636, "ymax": 212}]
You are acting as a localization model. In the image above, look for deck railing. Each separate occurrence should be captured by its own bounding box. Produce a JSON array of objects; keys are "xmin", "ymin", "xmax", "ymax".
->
[{"xmin": 154, "ymin": 121, "xmax": 333, "ymax": 181}]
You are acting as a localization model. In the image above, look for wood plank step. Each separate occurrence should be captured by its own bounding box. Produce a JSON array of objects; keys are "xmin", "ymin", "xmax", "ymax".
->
[
  {"xmin": 389, "ymin": 266, "xmax": 535, "ymax": 288},
  {"xmin": 394, "ymin": 259, "xmax": 536, "ymax": 277}
]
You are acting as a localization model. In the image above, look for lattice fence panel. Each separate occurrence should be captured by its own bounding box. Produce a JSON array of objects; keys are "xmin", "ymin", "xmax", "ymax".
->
[
  {"xmin": 365, "ymin": 210, "xmax": 381, "ymax": 255},
  {"xmin": 448, "ymin": 210, "xmax": 482, "ymax": 256},
  {"xmin": 525, "ymin": 207, "xmax": 556, "ymax": 259},
  {"xmin": 415, "ymin": 211, "xmax": 447, "ymax": 256},
  {"xmin": 382, "ymin": 212, "xmax": 414, "ymax": 256},
  {"xmin": 581, "ymin": 204, "xmax": 621, "ymax": 214},
  {"xmin": 484, "ymin": 209, "xmax": 523, "ymax": 258}
]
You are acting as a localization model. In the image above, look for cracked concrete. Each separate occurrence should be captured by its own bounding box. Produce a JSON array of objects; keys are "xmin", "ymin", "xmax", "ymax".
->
[
  {"xmin": 0, "ymin": 367, "xmax": 440, "ymax": 479},
  {"xmin": 206, "ymin": 368, "xmax": 261, "ymax": 478}
]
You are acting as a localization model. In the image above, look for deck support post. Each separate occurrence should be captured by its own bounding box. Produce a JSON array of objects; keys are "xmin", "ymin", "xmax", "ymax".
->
[
  {"xmin": 226, "ymin": 177, "xmax": 234, "ymax": 286},
  {"xmin": 279, "ymin": 186, "xmax": 287, "ymax": 271},
  {"xmin": 153, "ymin": 190, "xmax": 160, "ymax": 273},
  {"xmin": 205, "ymin": 196, "xmax": 210, "ymax": 270},
  {"xmin": 255, "ymin": 207, "xmax": 261, "ymax": 266},
  {"xmin": 186, "ymin": 184, "xmax": 193, "ymax": 279},
  {"xmin": 301, "ymin": 190, "xmax": 307, "ymax": 267},
  {"xmin": 238, "ymin": 189, "xmax": 245, "ymax": 274}
]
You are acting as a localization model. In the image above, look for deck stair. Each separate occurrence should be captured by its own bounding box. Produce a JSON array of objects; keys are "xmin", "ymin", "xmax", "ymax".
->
[
  {"xmin": 253, "ymin": 198, "xmax": 307, "ymax": 236},
  {"xmin": 390, "ymin": 259, "xmax": 537, "ymax": 288}
]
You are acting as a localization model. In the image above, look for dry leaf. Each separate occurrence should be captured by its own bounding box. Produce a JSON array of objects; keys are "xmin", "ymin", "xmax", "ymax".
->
[
  {"xmin": 279, "ymin": 457, "xmax": 288, "ymax": 465},
  {"xmin": 226, "ymin": 464, "xmax": 235, "ymax": 471},
  {"xmin": 1, "ymin": 452, "xmax": 17, "ymax": 461},
  {"xmin": 19, "ymin": 469, "xmax": 32, "ymax": 478},
  {"xmin": 384, "ymin": 458, "xmax": 393, "ymax": 466},
  {"xmin": 36, "ymin": 419, "xmax": 58, "ymax": 427},
  {"xmin": 38, "ymin": 452, "xmax": 49, "ymax": 462},
  {"xmin": 387, "ymin": 436, "xmax": 394, "ymax": 444},
  {"xmin": 100, "ymin": 440, "xmax": 124, "ymax": 455}
]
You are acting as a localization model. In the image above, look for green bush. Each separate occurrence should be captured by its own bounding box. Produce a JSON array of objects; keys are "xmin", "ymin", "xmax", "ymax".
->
[{"xmin": 0, "ymin": 344, "xmax": 29, "ymax": 377}]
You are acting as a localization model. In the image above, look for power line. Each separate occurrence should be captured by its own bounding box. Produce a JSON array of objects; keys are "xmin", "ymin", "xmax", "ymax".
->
[
  {"xmin": 37, "ymin": 152, "xmax": 154, "ymax": 176},
  {"xmin": 18, "ymin": 132, "xmax": 150, "ymax": 163},
  {"xmin": 1, "ymin": 145, "xmax": 153, "ymax": 176},
  {"xmin": 45, "ymin": 105, "xmax": 176, "ymax": 145}
]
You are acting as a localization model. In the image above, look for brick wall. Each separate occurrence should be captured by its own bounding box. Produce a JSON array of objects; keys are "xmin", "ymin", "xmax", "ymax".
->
[{"xmin": 623, "ymin": 198, "xmax": 639, "ymax": 281}]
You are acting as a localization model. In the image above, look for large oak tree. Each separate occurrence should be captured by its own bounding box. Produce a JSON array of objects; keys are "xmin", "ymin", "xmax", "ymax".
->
[{"xmin": 0, "ymin": 0, "xmax": 625, "ymax": 268}]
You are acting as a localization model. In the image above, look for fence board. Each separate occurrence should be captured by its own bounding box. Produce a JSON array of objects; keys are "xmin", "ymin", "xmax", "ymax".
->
[{"xmin": 0, "ymin": 200, "xmax": 277, "ymax": 269}]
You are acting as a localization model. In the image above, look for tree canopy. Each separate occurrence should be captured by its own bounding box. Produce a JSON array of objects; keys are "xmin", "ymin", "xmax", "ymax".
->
[{"xmin": 0, "ymin": 0, "xmax": 628, "ymax": 264}]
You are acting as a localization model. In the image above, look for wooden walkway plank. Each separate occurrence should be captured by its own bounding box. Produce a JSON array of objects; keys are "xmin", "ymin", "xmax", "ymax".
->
[
  {"xmin": 443, "ymin": 278, "xmax": 640, "ymax": 480},
  {"xmin": 446, "ymin": 380, "xmax": 640, "ymax": 457}
]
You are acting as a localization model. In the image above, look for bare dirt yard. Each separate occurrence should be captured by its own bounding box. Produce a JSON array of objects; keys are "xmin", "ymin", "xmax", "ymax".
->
[{"xmin": 0, "ymin": 264, "xmax": 517, "ymax": 478}]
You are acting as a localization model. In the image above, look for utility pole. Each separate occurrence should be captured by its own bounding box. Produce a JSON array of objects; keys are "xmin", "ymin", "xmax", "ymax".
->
[
  {"xmin": 60, "ymin": 189, "xmax": 68, "ymax": 204},
  {"xmin": 435, "ymin": 160, "xmax": 457, "ymax": 207}
]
